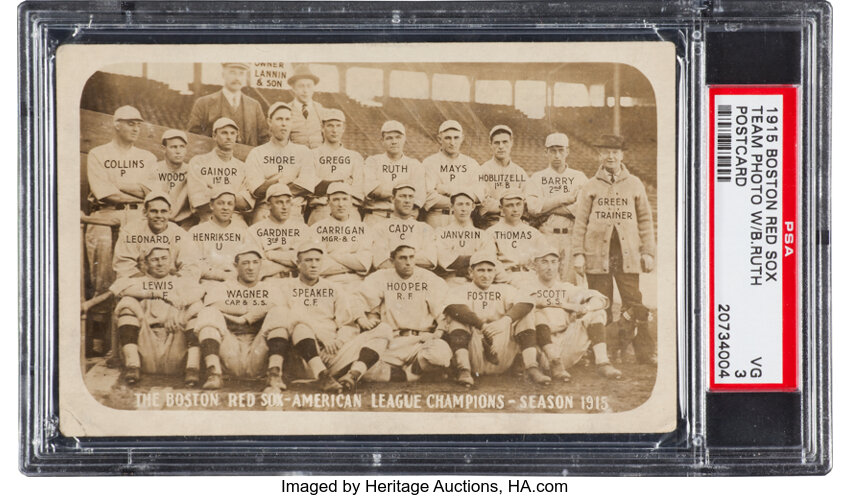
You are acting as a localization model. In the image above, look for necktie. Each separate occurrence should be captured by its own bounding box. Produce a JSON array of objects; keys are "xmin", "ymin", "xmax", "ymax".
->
[
  {"xmin": 610, "ymin": 173, "xmax": 616, "ymax": 183},
  {"xmin": 302, "ymin": 103, "xmax": 309, "ymax": 119}
]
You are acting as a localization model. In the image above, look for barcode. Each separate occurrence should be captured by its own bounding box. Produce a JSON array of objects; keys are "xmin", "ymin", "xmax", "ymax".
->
[{"xmin": 716, "ymin": 104, "xmax": 732, "ymax": 183}]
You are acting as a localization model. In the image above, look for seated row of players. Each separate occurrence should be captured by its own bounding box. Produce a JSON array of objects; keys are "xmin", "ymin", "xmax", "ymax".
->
[{"xmin": 111, "ymin": 236, "xmax": 620, "ymax": 392}]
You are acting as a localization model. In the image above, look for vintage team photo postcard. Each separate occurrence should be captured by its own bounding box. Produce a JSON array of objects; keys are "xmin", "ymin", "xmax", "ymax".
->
[{"xmin": 57, "ymin": 41, "xmax": 677, "ymax": 436}]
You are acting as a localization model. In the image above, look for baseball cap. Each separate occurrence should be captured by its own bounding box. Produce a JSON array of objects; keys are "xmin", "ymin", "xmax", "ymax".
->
[
  {"xmin": 113, "ymin": 105, "xmax": 144, "ymax": 123},
  {"xmin": 534, "ymin": 245, "xmax": 560, "ymax": 260},
  {"xmin": 210, "ymin": 184, "xmax": 237, "ymax": 201},
  {"xmin": 545, "ymin": 133, "xmax": 569, "ymax": 148},
  {"xmin": 143, "ymin": 244, "xmax": 171, "ymax": 259},
  {"xmin": 326, "ymin": 182, "xmax": 353, "ymax": 196},
  {"xmin": 392, "ymin": 179, "xmax": 417, "ymax": 194},
  {"xmin": 233, "ymin": 241, "xmax": 263, "ymax": 261},
  {"xmin": 160, "ymin": 129, "xmax": 188, "ymax": 145},
  {"xmin": 389, "ymin": 238, "xmax": 417, "ymax": 254},
  {"xmin": 381, "ymin": 120, "xmax": 406, "ymax": 135},
  {"xmin": 296, "ymin": 240, "xmax": 325, "ymax": 256},
  {"xmin": 264, "ymin": 183, "xmax": 293, "ymax": 202},
  {"xmin": 143, "ymin": 190, "xmax": 172, "ymax": 207},
  {"xmin": 499, "ymin": 189, "xmax": 525, "ymax": 202},
  {"xmin": 267, "ymin": 101, "xmax": 292, "ymax": 119},
  {"xmin": 222, "ymin": 62, "xmax": 250, "ymax": 70},
  {"xmin": 213, "ymin": 117, "xmax": 239, "ymax": 133},
  {"xmin": 321, "ymin": 108, "xmax": 346, "ymax": 123},
  {"xmin": 489, "ymin": 125, "xmax": 513, "ymax": 139},
  {"xmin": 469, "ymin": 251, "xmax": 498, "ymax": 267},
  {"xmin": 594, "ymin": 134, "xmax": 626, "ymax": 150},
  {"xmin": 449, "ymin": 184, "xmax": 478, "ymax": 204},
  {"xmin": 438, "ymin": 120, "xmax": 463, "ymax": 134}
]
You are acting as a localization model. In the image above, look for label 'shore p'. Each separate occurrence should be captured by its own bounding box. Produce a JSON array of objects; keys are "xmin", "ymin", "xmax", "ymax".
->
[{"xmin": 708, "ymin": 86, "xmax": 799, "ymax": 391}]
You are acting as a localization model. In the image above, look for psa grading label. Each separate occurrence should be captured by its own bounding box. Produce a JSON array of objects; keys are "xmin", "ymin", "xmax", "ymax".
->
[{"xmin": 709, "ymin": 87, "xmax": 799, "ymax": 391}]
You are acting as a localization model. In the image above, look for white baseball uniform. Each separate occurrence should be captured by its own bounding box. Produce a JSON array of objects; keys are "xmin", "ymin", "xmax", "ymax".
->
[
  {"xmin": 370, "ymin": 213, "xmax": 437, "ymax": 270},
  {"xmin": 362, "ymin": 153, "xmax": 426, "ymax": 226},
  {"xmin": 485, "ymin": 219, "xmax": 547, "ymax": 283},
  {"xmin": 85, "ymin": 140, "xmax": 157, "ymax": 295},
  {"xmin": 356, "ymin": 268, "xmax": 452, "ymax": 373},
  {"xmin": 110, "ymin": 274, "xmax": 205, "ymax": 375},
  {"xmin": 312, "ymin": 214, "xmax": 372, "ymax": 287},
  {"xmin": 526, "ymin": 165, "xmax": 588, "ymax": 283},
  {"xmin": 442, "ymin": 281, "xmax": 534, "ymax": 375},
  {"xmin": 307, "ymin": 143, "xmax": 365, "ymax": 224},
  {"xmin": 195, "ymin": 279, "xmax": 289, "ymax": 378},
  {"xmin": 244, "ymin": 139, "xmax": 316, "ymax": 224},
  {"xmin": 186, "ymin": 149, "xmax": 254, "ymax": 215},
  {"xmin": 434, "ymin": 220, "xmax": 497, "ymax": 284},
  {"xmin": 189, "ymin": 218, "xmax": 251, "ymax": 279},
  {"xmin": 422, "ymin": 151, "xmax": 480, "ymax": 227},
  {"xmin": 521, "ymin": 277, "xmax": 608, "ymax": 368},
  {"xmin": 113, "ymin": 219, "xmax": 201, "ymax": 281},
  {"xmin": 248, "ymin": 216, "xmax": 311, "ymax": 277},
  {"xmin": 142, "ymin": 160, "xmax": 192, "ymax": 225}
]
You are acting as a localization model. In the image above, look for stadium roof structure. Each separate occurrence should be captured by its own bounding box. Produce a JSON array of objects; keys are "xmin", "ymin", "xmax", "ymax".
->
[{"xmin": 342, "ymin": 61, "xmax": 655, "ymax": 100}]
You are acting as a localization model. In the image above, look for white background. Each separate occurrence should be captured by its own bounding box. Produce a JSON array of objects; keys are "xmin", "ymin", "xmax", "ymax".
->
[{"xmin": 2, "ymin": 1, "xmax": 846, "ymax": 493}]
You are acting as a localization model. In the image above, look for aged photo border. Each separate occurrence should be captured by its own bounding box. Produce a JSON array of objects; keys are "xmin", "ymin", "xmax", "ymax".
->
[{"xmin": 58, "ymin": 41, "xmax": 677, "ymax": 437}]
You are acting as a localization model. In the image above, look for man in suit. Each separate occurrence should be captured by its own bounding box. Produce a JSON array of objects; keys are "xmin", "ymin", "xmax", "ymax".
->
[
  {"xmin": 187, "ymin": 62, "xmax": 269, "ymax": 146},
  {"xmin": 286, "ymin": 65, "xmax": 326, "ymax": 149}
]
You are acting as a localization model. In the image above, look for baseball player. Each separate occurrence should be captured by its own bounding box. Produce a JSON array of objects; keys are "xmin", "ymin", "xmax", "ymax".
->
[
  {"xmin": 283, "ymin": 241, "xmax": 391, "ymax": 392},
  {"xmin": 370, "ymin": 181, "xmax": 437, "ymax": 271},
  {"xmin": 187, "ymin": 62, "xmax": 269, "ymax": 146},
  {"xmin": 433, "ymin": 186, "xmax": 497, "ymax": 285},
  {"xmin": 526, "ymin": 133, "xmax": 588, "ymax": 284},
  {"xmin": 421, "ymin": 120, "xmax": 481, "ymax": 228},
  {"xmin": 112, "ymin": 191, "xmax": 201, "ymax": 281},
  {"xmin": 441, "ymin": 251, "xmax": 547, "ymax": 386},
  {"xmin": 354, "ymin": 242, "xmax": 452, "ymax": 383},
  {"xmin": 572, "ymin": 134, "xmax": 656, "ymax": 369},
  {"xmin": 248, "ymin": 183, "xmax": 311, "ymax": 278},
  {"xmin": 84, "ymin": 105, "xmax": 157, "ymax": 354},
  {"xmin": 476, "ymin": 125, "xmax": 528, "ymax": 229},
  {"xmin": 485, "ymin": 190, "xmax": 547, "ymax": 284},
  {"xmin": 523, "ymin": 245, "xmax": 621, "ymax": 380},
  {"xmin": 141, "ymin": 129, "xmax": 194, "ymax": 229},
  {"xmin": 310, "ymin": 182, "xmax": 372, "ymax": 288},
  {"xmin": 186, "ymin": 117, "xmax": 254, "ymax": 222},
  {"xmin": 306, "ymin": 109, "xmax": 365, "ymax": 225},
  {"xmin": 244, "ymin": 101, "xmax": 317, "ymax": 225},
  {"xmin": 109, "ymin": 246, "xmax": 206, "ymax": 386},
  {"xmin": 361, "ymin": 121, "xmax": 426, "ymax": 228},
  {"xmin": 286, "ymin": 65, "xmax": 326, "ymax": 149},
  {"xmin": 194, "ymin": 242, "xmax": 290, "ymax": 389},
  {"xmin": 188, "ymin": 186, "xmax": 251, "ymax": 282}
]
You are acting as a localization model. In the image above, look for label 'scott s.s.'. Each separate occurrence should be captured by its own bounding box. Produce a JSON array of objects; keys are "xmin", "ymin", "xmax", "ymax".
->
[{"xmin": 709, "ymin": 87, "xmax": 799, "ymax": 391}]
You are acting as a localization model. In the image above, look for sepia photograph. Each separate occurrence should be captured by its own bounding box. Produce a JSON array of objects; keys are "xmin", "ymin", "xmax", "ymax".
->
[{"xmin": 58, "ymin": 42, "xmax": 676, "ymax": 436}]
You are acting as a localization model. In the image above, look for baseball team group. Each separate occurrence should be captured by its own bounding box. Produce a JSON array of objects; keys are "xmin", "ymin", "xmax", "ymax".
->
[{"xmin": 82, "ymin": 63, "xmax": 657, "ymax": 396}]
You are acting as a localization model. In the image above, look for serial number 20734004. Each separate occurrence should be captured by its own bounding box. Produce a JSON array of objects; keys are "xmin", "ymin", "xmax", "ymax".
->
[
  {"xmin": 715, "ymin": 304, "xmax": 734, "ymax": 378},
  {"xmin": 715, "ymin": 304, "xmax": 765, "ymax": 380}
]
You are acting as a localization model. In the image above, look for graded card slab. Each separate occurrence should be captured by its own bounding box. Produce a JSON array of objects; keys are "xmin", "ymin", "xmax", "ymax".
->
[
  {"xmin": 57, "ymin": 41, "xmax": 676, "ymax": 436},
  {"xmin": 708, "ymin": 86, "xmax": 800, "ymax": 391}
]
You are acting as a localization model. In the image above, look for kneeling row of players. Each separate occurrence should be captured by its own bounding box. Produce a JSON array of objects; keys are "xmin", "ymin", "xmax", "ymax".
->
[{"xmin": 111, "ymin": 238, "xmax": 624, "ymax": 393}]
